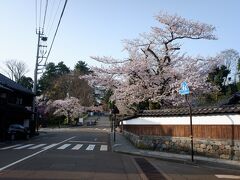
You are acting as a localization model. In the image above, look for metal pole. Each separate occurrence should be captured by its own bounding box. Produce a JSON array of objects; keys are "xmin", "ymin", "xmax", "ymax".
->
[
  {"xmin": 113, "ymin": 113, "xmax": 116, "ymax": 142},
  {"xmin": 110, "ymin": 114, "xmax": 113, "ymax": 132},
  {"xmin": 185, "ymin": 95, "xmax": 194, "ymax": 162}
]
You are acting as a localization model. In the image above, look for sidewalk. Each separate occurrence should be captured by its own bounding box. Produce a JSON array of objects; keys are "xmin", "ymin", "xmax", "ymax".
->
[{"xmin": 110, "ymin": 131, "xmax": 240, "ymax": 170}]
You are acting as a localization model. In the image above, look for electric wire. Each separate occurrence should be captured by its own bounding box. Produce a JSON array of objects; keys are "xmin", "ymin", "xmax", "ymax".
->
[
  {"xmin": 39, "ymin": 0, "xmax": 42, "ymax": 30},
  {"xmin": 46, "ymin": 0, "xmax": 63, "ymax": 37},
  {"xmin": 35, "ymin": 0, "xmax": 38, "ymax": 31},
  {"xmin": 42, "ymin": 0, "xmax": 48, "ymax": 33},
  {"xmin": 45, "ymin": 0, "xmax": 68, "ymax": 64},
  {"xmin": 45, "ymin": 0, "xmax": 56, "ymax": 34}
]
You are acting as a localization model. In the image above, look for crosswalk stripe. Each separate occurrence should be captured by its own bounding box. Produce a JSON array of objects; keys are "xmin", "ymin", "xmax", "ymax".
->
[
  {"xmin": 86, "ymin": 144, "xmax": 95, "ymax": 151},
  {"xmin": 14, "ymin": 144, "xmax": 34, "ymax": 150},
  {"xmin": 28, "ymin": 144, "xmax": 47, "ymax": 149},
  {"xmin": 100, "ymin": 145, "xmax": 108, "ymax": 151},
  {"xmin": 1, "ymin": 143, "xmax": 108, "ymax": 151},
  {"xmin": 57, "ymin": 144, "xmax": 71, "ymax": 150},
  {"xmin": 0, "ymin": 144, "xmax": 22, "ymax": 150},
  {"xmin": 72, "ymin": 144, "xmax": 83, "ymax": 150},
  {"xmin": 42, "ymin": 143, "xmax": 58, "ymax": 150},
  {"xmin": 215, "ymin": 175, "xmax": 240, "ymax": 179}
]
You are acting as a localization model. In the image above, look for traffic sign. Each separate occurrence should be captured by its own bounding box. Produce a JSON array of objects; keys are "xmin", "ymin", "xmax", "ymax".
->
[{"xmin": 179, "ymin": 81, "xmax": 190, "ymax": 95}]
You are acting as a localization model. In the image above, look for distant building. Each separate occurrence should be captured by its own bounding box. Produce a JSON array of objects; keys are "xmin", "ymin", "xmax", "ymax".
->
[
  {"xmin": 0, "ymin": 73, "xmax": 35, "ymax": 141},
  {"xmin": 94, "ymin": 86, "xmax": 105, "ymax": 104}
]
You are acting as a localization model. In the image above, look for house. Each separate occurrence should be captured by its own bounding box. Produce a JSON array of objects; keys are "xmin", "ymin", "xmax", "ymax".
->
[{"xmin": 0, "ymin": 73, "xmax": 35, "ymax": 141}]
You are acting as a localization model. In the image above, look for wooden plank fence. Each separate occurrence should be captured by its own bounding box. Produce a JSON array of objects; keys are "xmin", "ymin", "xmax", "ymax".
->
[{"xmin": 123, "ymin": 125, "xmax": 240, "ymax": 140}]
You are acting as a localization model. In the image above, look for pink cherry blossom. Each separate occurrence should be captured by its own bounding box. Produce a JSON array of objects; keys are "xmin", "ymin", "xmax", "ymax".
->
[{"xmin": 83, "ymin": 12, "xmax": 221, "ymax": 113}]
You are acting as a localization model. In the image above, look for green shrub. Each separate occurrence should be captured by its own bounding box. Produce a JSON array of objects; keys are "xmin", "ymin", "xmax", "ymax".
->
[{"xmin": 47, "ymin": 115, "xmax": 65, "ymax": 126}]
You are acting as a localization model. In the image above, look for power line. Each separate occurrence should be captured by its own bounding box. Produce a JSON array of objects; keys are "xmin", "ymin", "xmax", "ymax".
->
[
  {"xmin": 35, "ymin": 0, "xmax": 38, "ymax": 30},
  {"xmin": 39, "ymin": 0, "xmax": 42, "ymax": 29},
  {"xmin": 46, "ymin": 0, "xmax": 63, "ymax": 37},
  {"xmin": 42, "ymin": 0, "xmax": 48, "ymax": 33},
  {"xmin": 45, "ymin": 0, "xmax": 68, "ymax": 64},
  {"xmin": 45, "ymin": 0, "xmax": 56, "ymax": 34}
]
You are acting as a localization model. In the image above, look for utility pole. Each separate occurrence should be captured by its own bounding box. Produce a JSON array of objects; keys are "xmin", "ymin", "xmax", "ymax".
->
[{"xmin": 33, "ymin": 28, "xmax": 47, "ymax": 133}]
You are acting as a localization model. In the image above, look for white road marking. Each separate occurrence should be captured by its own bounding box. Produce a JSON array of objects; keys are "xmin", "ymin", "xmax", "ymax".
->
[
  {"xmin": 69, "ymin": 140, "xmax": 107, "ymax": 144},
  {"xmin": 100, "ymin": 145, "xmax": 108, "ymax": 151},
  {"xmin": 28, "ymin": 144, "xmax": 47, "ymax": 150},
  {"xmin": 0, "ymin": 136, "xmax": 75, "ymax": 172},
  {"xmin": 42, "ymin": 143, "xmax": 58, "ymax": 150},
  {"xmin": 0, "ymin": 144, "xmax": 22, "ymax": 150},
  {"xmin": 14, "ymin": 144, "xmax": 34, "ymax": 150},
  {"xmin": 57, "ymin": 144, "xmax": 71, "ymax": 150},
  {"xmin": 215, "ymin": 175, "xmax": 240, "ymax": 179},
  {"xmin": 86, "ymin": 144, "xmax": 95, "ymax": 151},
  {"xmin": 72, "ymin": 144, "xmax": 83, "ymax": 150}
]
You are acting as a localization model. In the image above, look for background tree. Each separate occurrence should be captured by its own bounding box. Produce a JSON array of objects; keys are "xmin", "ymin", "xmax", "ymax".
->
[
  {"xmin": 238, "ymin": 58, "xmax": 240, "ymax": 72},
  {"xmin": 18, "ymin": 76, "xmax": 34, "ymax": 90},
  {"xmin": 215, "ymin": 49, "xmax": 239, "ymax": 84},
  {"xmin": 38, "ymin": 60, "xmax": 94, "ymax": 105},
  {"xmin": 71, "ymin": 60, "xmax": 95, "ymax": 106},
  {"xmin": 3, "ymin": 59, "xmax": 29, "ymax": 82},
  {"xmin": 207, "ymin": 65, "xmax": 230, "ymax": 94},
  {"xmin": 68, "ymin": 74, "xmax": 94, "ymax": 106},
  {"xmin": 56, "ymin": 61, "xmax": 71, "ymax": 75},
  {"xmin": 74, "ymin": 60, "xmax": 91, "ymax": 75},
  {"xmin": 46, "ymin": 73, "xmax": 94, "ymax": 106},
  {"xmin": 38, "ymin": 61, "xmax": 70, "ymax": 94}
]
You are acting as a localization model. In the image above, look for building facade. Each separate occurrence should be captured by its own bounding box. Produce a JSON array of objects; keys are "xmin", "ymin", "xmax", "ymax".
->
[{"xmin": 0, "ymin": 73, "xmax": 35, "ymax": 141}]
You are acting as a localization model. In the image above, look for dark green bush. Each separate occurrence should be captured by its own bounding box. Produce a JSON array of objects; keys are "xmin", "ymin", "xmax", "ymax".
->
[{"xmin": 47, "ymin": 115, "xmax": 65, "ymax": 126}]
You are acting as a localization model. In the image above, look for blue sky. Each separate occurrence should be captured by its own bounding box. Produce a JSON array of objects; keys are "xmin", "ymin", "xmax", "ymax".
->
[{"xmin": 0, "ymin": 0, "xmax": 239, "ymax": 78}]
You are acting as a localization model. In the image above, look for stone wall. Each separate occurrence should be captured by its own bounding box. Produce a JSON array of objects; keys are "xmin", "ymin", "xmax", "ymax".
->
[{"xmin": 123, "ymin": 130, "xmax": 240, "ymax": 161}]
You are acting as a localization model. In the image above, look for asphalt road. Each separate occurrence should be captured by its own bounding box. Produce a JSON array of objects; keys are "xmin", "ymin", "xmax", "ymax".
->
[
  {"xmin": 0, "ymin": 126, "xmax": 240, "ymax": 180},
  {"xmin": 0, "ymin": 128, "xmax": 141, "ymax": 180}
]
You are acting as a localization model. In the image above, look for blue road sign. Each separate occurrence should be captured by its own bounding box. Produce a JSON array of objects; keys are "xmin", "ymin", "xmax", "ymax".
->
[{"xmin": 179, "ymin": 81, "xmax": 190, "ymax": 95}]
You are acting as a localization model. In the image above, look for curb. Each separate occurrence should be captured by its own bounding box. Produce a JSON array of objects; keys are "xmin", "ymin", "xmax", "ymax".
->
[
  {"xmin": 110, "ymin": 133, "xmax": 240, "ymax": 170},
  {"xmin": 113, "ymin": 148, "xmax": 240, "ymax": 170}
]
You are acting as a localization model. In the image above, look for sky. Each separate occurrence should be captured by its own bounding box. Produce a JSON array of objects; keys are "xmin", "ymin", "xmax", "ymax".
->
[{"xmin": 0, "ymin": 0, "xmax": 240, "ymax": 79}]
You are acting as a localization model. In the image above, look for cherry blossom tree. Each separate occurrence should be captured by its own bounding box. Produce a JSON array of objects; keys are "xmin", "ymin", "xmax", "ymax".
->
[
  {"xmin": 84, "ymin": 12, "xmax": 218, "ymax": 113},
  {"xmin": 40, "ymin": 97, "xmax": 85, "ymax": 124},
  {"xmin": 53, "ymin": 97, "xmax": 85, "ymax": 124}
]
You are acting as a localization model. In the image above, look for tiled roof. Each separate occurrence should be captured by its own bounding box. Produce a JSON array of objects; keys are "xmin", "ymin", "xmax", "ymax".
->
[
  {"xmin": 139, "ymin": 105, "xmax": 240, "ymax": 117},
  {"xmin": 0, "ymin": 73, "xmax": 34, "ymax": 95}
]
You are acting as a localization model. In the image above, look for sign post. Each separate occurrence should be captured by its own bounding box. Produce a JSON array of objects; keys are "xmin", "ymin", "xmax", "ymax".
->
[
  {"xmin": 179, "ymin": 81, "xmax": 194, "ymax": 162},
  {"xmin": 111, "ymin": 105, "xmax": 119, "ymax": 142}
]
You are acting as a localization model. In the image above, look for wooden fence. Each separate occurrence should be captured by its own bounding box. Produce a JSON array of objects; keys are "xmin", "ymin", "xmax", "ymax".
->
[
  {"xmin": 122, "ymin": 113, "xmax": 240, "ymax": 140},
  {"xmin": 123, "ymin": 124, "xmax": 240, "ymax": 140}
]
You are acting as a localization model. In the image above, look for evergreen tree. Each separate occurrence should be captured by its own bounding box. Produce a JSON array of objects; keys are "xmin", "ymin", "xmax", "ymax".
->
[
  {"xmin": 18, "ymin": 76, "xmax": 33, "ymax": 90},
  {"xmin": 207, "ymin": 65, "xmax": 230, "ymax": 94},
  {"xmin": 74, "ymin": 61, "xmax": 91, "ymax": 75},
  {"xmin": 38, "ymin": 62, "xmax": 70, "ymax": 94}
]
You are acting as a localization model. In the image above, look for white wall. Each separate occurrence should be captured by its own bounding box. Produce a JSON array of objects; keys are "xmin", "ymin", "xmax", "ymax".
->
[{"xmin": 122, "ymin": 114, "xmax": 240, "ymax": 125}]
